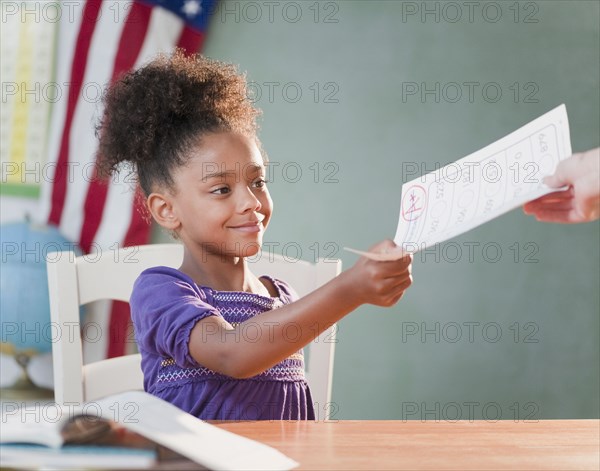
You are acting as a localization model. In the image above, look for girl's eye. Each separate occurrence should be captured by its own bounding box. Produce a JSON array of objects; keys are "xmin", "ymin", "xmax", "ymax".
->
[
  {"xmin": 253, "ymin": 179, "xmax": 267, "ymax": 189},
  {"xmin": 211, "ymin": 187, "xmax": 230, "ymax": 195}
]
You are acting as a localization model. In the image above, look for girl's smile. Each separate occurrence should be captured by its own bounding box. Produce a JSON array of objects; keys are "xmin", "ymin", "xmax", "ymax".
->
[{"xmin": 227, "ymin": 217, "xmax": 265, "ymax": 233}]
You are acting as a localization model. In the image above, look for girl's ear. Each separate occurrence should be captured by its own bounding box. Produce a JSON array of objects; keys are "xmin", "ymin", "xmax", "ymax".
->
[{"xmin": 147, "ymin": 192, "xmax": 180, "ymax": 231}]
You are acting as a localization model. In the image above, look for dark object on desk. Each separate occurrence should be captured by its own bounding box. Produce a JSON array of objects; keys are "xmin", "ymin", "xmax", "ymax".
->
[{"xmin": 62, "ymin": 415, "xmax": 202, "ymax": 466}]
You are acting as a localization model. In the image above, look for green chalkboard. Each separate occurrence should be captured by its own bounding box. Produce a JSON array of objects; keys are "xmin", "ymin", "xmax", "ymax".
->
[{"xmin": 154, "ymin": 0, "xmax": 599, "ymax": 419}]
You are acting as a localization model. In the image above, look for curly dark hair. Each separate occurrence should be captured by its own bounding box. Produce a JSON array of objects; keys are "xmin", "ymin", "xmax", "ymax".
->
[{"xmin": 96, "ymin": 50, "xmax": 262, "ymax": 196}]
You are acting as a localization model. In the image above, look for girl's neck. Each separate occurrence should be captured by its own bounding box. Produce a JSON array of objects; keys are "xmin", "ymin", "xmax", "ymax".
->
[{"xmin": 179, "ymin": 245, "xmax": 273, "ymax": 296}]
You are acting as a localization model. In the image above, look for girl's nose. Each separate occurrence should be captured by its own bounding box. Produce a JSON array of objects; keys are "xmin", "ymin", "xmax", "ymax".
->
[{"xmin": 240, "ymin": 186, "xmax": 262, "ymax": 213}]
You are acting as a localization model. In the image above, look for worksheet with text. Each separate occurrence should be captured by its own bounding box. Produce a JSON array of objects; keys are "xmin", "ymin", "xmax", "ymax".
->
[{"xmin": 345, "ymin": 104, "xmax": 572, "ymax": 261}]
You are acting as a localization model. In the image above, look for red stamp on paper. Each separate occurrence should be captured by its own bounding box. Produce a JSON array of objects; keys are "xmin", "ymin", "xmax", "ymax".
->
[{"xmin": 401, "ymin": 185, "xmax": 427, "ymax": 222}]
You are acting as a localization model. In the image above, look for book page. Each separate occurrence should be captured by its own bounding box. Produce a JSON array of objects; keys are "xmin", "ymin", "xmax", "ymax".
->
[
  {"xmin": 0, "ymin": 401, "xmax": 72, "ymax": 448},
  {"xmin": 95, "ymin": 391, "xmax": 298, "ymax": 471},
  {"xmin": 345, "ymin": 105, "xmax": 572, "ymax": 261},
  {"xmin": 1, "ymin": 392, "xmax": 298, "ymax": 470}
]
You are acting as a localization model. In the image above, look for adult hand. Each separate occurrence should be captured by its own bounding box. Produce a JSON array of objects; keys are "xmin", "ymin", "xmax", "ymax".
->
[{"xmin": 523, "ymin": 148, "xmax": 600, "ymax": 223}]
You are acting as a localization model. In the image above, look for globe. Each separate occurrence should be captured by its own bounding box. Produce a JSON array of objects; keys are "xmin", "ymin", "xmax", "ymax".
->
[{"xmin": 0, "ymin": 221, "xmax": 81, "ymax": 355}]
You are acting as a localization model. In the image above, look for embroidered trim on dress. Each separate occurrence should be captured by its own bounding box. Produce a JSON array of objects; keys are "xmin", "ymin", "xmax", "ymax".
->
[
  {"xmin": 157, "ymin": 357, "xmax": 306, "ymax": 383},
  {"xmin": 212, "ymin": 291, "xmax": 284, "ymax": 309}
]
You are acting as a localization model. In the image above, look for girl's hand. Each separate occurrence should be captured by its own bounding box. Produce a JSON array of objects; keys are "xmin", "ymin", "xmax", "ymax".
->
[{"xmin": 344, "ymin": 239, "xmax": 413, "ymax": 307}]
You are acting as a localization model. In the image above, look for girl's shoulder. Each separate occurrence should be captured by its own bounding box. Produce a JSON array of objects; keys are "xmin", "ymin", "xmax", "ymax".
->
[
  {"xmin": 136, "ymin": 265, "xmax": 194, "ymax": 283},
  {"xmin": 258, "ymin": 275, "xmax": 300, "ymax": 304},
  {"xmin": 134, "ymin": 266, "xmax": 201, "ymax": 292},
  {"xmin": 129, "ymin": 266, "xmax": 215, "ymax": 313},
  {"xmin": 132, "ymin": 266, "xmax": 210, "ymax": 301}
]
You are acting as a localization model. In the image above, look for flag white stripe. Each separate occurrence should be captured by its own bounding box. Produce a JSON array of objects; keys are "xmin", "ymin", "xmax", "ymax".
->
[
  {"xmin": 83, "ymin": 299, "xmax": 113, "ymax": 364},
  {"xmin": 135, "ymin": 4, "xmax": 186, "ymax": 66},
  {"xmin": 94, "ymin": 179, "xmax": 136, "ymax": 250},
  {"xmin": 59, "ymin": 1, "xmax": 125, "ymax": 244},
  {"xmin": 93, "ymin": 6, "xmax": 184, "ymax": 251},
  {"xmin": 36, "ymin": 0, "xmax": 84, "ymax": 226}
]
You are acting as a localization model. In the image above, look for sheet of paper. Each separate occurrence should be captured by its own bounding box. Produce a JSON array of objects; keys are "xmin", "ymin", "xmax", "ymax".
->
[{"xmin": 345, "ymin": 104, "xmax": 572, "ymax": 261}]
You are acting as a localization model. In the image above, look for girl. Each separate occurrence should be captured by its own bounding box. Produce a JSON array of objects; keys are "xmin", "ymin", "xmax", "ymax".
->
[{"xmin": 97, "ymin": 51, "xmax": 413, "ymax": 421}]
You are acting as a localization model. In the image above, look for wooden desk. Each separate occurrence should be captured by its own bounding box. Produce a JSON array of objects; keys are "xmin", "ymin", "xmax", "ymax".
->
[{"xmin": 216, "ymin": 420, "xmax": 600, "ymax": 470}]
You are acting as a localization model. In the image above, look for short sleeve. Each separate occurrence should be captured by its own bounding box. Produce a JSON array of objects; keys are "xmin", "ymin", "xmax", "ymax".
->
[{"xmin": 130, "ymin": 267, "xmax": 222, "ymax": 368}]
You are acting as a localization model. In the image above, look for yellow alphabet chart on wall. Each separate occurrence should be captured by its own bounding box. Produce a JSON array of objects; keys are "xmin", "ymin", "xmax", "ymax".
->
[{"xmin": 1, "ymin": 2, "xmax": 57, "ymax": 198}]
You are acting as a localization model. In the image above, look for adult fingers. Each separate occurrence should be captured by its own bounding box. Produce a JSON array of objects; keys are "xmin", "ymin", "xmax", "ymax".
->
[
  {"xmin": 525, "ymin": 199, "xmax": 575, "ymax": 212},
  {"xmin": 524, "ymin": 189, "xmax": 573, "ymax": 214},
  {"xmin": 544, "ymin": 154, "xmax": 585, "ymax": 188},
  {"xmin": 527, "ymin": 188, "xmax": 574, "ymax": 205},
  {"xmin": 530, "ymin": 208, "xmax": 584, "ymax": 224}
]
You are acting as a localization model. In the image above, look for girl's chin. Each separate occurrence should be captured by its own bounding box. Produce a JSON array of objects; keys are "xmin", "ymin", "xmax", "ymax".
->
[
  {"xmin": 200, "ymin": 238, "xmax": 264, "ymax": 258},
  {"xmin": 236, "ymin": 241, "xmax": 262, "ymax": 258}
]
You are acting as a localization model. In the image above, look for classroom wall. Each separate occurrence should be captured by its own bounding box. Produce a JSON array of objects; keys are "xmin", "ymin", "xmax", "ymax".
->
[{"xmin": 153, "ymin": 0, "xmax": 600, "ymax": 420}]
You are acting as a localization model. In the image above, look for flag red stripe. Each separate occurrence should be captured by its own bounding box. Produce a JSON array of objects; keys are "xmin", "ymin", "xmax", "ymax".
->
[
  {"xmin": 177, "ymin": 24, "xmax": 207, "ymax": 54},
  {"xmin": 122, "ymin": 189, "xmax": 152, "ymax": 249},
  {"xmin": 79, "ymin": 2, "xmax": 152, "ymax": 254},
  {"xmin": 107, "ymin": 189, "xmax": 151, "ymax": 358},
  {"xmin": 106, "ymin": 301, "xmax": 134, "ymax": 358},
  {"xmin": 48, "ymin": 0, "xmax": 102, "ymax": 226}
]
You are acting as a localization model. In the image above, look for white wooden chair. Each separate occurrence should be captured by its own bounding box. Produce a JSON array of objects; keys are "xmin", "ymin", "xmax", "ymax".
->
[{"xmin": 47, "ymin": 244, "xmax": 341, "ymax": 419}]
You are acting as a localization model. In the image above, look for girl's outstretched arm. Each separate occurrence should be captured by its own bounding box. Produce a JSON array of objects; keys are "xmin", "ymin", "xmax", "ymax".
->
[{"xmin": 188, "ymin": 239, "xmax": 412, "ymax": 378}]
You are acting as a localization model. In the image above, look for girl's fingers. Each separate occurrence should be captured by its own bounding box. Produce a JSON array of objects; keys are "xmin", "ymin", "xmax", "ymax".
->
[
  {"xmin": 388, "ymin": 278, "xmax": 413, "ymax": 305},
  {"xmin": 387, "ymin": 273, "xmax": 413, "ymax": 294},
  {"xmin": 379, "ymin": 254, "xmax": 412, "ymax": 277},
  {"xmin": 381, "ymin": 264, "xmax": 411, "ymax": 280},
  {"xmin": 389, "ymin": 292, "xmax": 406, "ymax": 305},
  {"xmin": 372, "ymin": 271, "xmax": 412, "ymax": 300},
  {"xmin": 368, "ymin": 239, "xmax": 398, "ymax": 253}
]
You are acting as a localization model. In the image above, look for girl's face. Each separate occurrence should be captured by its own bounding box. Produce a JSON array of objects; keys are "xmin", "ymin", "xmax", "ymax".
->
[{"xmin": 166, "ymin": 131, "xmax": 272, "ymax": 258}]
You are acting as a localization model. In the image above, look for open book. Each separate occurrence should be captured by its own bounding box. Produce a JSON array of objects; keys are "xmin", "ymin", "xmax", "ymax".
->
[{"xmin": 1, "ymin": 390, "xmax": 298, "ymax": 470}]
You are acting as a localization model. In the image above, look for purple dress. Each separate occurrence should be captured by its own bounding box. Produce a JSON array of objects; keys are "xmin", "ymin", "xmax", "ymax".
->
[{"xmin": 130, "ymin": 266, "xmax": 315, "ymax": 420}]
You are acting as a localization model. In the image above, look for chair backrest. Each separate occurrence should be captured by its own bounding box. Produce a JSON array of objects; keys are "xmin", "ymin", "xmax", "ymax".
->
[{"xmin": 47, "ymin": 244, "xmax": 341, "ymax": 419}]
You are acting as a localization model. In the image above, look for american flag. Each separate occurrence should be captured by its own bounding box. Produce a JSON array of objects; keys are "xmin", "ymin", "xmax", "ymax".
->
[{"xmin": 37, "ymin": 0, "xmax": 217, "ymax": 360}]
